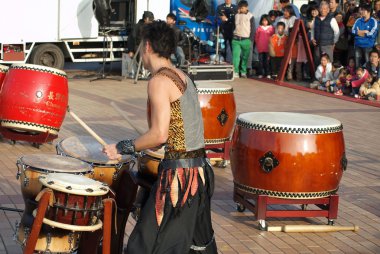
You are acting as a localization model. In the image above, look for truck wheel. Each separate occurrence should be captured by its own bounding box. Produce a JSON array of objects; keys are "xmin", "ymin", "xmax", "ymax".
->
[{"xmin": 30, "ymin": 44, "xmax": 64, "ymax": 70}]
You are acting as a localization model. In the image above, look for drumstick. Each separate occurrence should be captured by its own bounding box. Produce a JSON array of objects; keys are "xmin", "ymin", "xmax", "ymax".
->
[
  {"xmin": 110, "ymin": 101, "xmax": 146, "ymax": 135},
  {"xmin": 267, "ymin": 224, "xmax": 359, "ymax": 233},
  {"xmin": 68, "ymin": 110, "xmax": 108, "ymax": 147}
]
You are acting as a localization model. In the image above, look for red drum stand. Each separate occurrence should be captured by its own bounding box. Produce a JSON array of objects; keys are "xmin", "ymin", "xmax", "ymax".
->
[
  {"xmin": 234, "ymin": 187, "xmax": 339, "ymax": 230},
  {"xmin": 205, "ymin": 140, "xmax": 231, "ymax": 167}
]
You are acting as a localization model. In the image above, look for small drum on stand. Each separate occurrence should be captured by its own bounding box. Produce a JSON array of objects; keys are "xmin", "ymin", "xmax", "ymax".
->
[
  {"xmin": 36, "ymin": 173, "xmax": 109, "ymax": 230},
  {"xmin": 56, "ymin": 136, "xmax": 132, "ymax": 189},
  {"xmin": 15, "ymin": 154, "xmax": 93, "ymax": 253},
  {"xmin": 196, "ymin": 82, "xmax": 236, "ymax": 145},
  {"xmin": 0, "ymin": 64, "xmax": 68, "ymax": 144},
  {"xmin": 230, "ymin": 112, "xmax": 346, "ymax": 198}
]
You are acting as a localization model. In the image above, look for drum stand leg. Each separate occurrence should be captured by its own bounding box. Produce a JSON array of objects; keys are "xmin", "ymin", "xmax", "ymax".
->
[
  {"xmin": 102, "ymin": 198, "xmax": 113, "ymax": 254},
  {"xmin": 23, "ymin": 190, "xmax": 52, "ymax": 254}
]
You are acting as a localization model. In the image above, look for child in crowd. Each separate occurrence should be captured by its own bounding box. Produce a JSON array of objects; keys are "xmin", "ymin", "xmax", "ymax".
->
[
  {"xmin": 349, "ymin": 67, "xmax": 369, "ymax": 98},
  {"xmin": 359, "ymin": 75, "xmax": 379, "ymax": 100},
  {"xmin": 269, "ymin": 22, "xmax": 287, "ymax": 79},
  {"xmin": 310, "ymin": 54, "xmax": 333, "ymax": 90},
  {"xmin": 334, "ymin": 68, "xmax": 349, "ymax": 95},
  {"xmin": 327, "ymin": 61, "xmax": 344, "ymax": 93},
  {"xmin": 255, "ymin": 14, "xmax": 275, "ymax": 78},
  {"xmin": 232, "ymin": 0, "xmax": 255, "ymax": 78},
  {"xmin": 346, "ymin": 57, "xmax": 356, "ymax": 76}
]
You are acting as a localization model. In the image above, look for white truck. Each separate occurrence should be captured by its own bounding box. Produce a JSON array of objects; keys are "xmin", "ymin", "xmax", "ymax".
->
[{"xmin": 0, "ymin": 0, "xmax": 170, "ymax": 69}]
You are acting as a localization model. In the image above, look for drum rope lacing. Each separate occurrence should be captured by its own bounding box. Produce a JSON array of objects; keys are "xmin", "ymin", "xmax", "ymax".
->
[
  {"xmin": 10, "ymin": 65, "xmax": 67, "ymax": 78},
  {"xmin": 236, "ymin": 118, "xmax": 343, "ymax": 134}
]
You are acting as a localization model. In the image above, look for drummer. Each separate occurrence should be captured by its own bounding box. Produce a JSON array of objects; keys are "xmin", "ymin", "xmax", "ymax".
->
[{"xmin": 103, "ymin": 21, "xmax": 217, "ymax": 254}]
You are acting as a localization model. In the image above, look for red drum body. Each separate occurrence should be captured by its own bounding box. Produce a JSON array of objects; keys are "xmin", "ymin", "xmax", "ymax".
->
[
  {"xmin": 196, "ymin": 82, "xmax": 236, "ymax": 144},
  {"xmin": 230, "ymin": 112, "xmax": 346, "ymax": 199},
  {"xmin": 0, "ymin": 64, "xmax": 68, "ymax": 135},
  {"xmin": 39, "ymin": 173, "xmax": 109, "ymax": 227}
]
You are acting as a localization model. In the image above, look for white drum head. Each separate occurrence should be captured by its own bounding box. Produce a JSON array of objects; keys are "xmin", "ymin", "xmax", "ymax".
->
[
  {"xmin": 11, "ymin": 63, "xmax": 67, "ymax": 77},
  {"xmin": 195, "ymin": 82, "xmax": 233, "ymax": 94},
  {"xmin": 237, "ymin": 112, "xmax": 343, "ymax": 134},
  {"xmin": 39, "ymin": 173, "xmax": 109, "ymax": 196},
  {"xmin": 58, "ymin": 136, "xmax": 131, "ymax": 165},
  {"xmin": 19, "ymin": 154, "xmax": 92, "ymax": 174}
]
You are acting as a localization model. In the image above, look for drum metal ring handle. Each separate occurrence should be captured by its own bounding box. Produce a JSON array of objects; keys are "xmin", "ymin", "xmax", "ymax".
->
[
  {"xmin": 259, "ymin": 151, "xmax": 279, "ymax": 173},
  {"xmin": 16, "ymin": 160, "xmax": 30, "ymax": 186}
]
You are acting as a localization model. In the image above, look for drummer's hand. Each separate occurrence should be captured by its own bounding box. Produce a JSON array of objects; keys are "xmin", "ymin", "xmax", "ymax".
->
[{"xmin": 103, "ymin": 144, "xmax": 122, "ymax": 161}]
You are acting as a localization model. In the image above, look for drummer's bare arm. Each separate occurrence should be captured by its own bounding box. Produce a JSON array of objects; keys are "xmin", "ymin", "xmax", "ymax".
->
[{"xmin": 103, "ymin": 76, "xmax": 172, "ymax": 159}]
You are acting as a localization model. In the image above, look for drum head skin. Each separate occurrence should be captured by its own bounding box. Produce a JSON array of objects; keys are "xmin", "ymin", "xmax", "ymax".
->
[
  {"xmin": 20, "ymin": 154, "xmax": 92, "ymax": 174},
  {"xmin": 237, "ymin": 112, "xmax": 342, "ymax": 134},
  {"xmin": 39, "ymin": 173, "xmax": 109, "ymax": 196},
  {"xmin": 58, "ymin": 136, "xmax": 131, "ymax": 165}
]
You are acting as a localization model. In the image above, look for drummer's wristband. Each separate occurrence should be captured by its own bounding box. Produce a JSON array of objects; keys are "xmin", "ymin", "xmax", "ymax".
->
[{"xmin": 116, "ymin": 139, "xmax": 136, "ymax": 155}]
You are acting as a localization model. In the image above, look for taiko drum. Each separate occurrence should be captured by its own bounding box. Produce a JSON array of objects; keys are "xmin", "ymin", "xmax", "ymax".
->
[
  {"xmin": 196, "ymin": 82, "xmax": 236, "ymax": 144},
  {"xmin": 0, "ymin": 64, "xmax": 68, "ymax": 135},
  {"xmin": 230, "ymin": 112, "xmax": 347, "ymax": 199}
]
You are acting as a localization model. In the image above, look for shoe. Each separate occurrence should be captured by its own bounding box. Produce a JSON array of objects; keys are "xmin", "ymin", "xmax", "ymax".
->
[
  {"xmin": 266, "ymin": 75, "xmax": 271, "ymax": 79},
  {"xmin": 241, "ymin": 73, "xmax": 247, "ymax": 78},
  {"xmin": 334, "ymin": 89, "xmax": 343, "ymax": 96},
  {"xmin": 258, "ymin": 75, "xmax": 263, "ymax": 78},
  {"xmin": 318, "ymin": 85, "xmax": 327, "ymax": 91},
  {"xmin": 234, "ymin": 73, "xmax": 239, "ymax": 78},
  {"xmin": 354, "ymin": 94, "xmax": 360, "ymax": 99}
]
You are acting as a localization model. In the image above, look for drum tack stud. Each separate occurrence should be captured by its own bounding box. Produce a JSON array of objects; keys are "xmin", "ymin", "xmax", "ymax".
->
[
  {"xmin": 86, "ymin": 188, "xmax": 94, "ymax": 193},
  {"xmin": 66, "ymin": 186, "xmax": 72, "ymax": 190},
  {"xmin": 100, "ymin": 187, "xmax": 108, "ymax": 191},
  {"xmin": 47, "ymin": 181, "xmax": 54, "ymax": 185}
]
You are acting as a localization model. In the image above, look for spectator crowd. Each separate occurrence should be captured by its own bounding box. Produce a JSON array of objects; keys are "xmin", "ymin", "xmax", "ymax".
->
[{"xmin": 214, "ymin": 0, "xmax": 380, "ymax": 100}]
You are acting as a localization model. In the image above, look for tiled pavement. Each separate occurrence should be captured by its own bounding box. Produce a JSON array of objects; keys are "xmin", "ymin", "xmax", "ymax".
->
[{"xmin": 0, "ymin": 75, "xmax": 379, "ymax": 253}]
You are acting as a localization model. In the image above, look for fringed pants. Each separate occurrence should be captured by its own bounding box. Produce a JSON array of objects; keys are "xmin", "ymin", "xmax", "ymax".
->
[{"xmin": 126, "ymin": 157, "xmax": 217, "ymax": 254}]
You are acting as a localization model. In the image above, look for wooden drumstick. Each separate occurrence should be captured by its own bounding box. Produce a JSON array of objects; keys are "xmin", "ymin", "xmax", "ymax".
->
[
  {"xmin": 110, "ymin": 101, "xmax": 146, "ymax": 135},
  {"xmin": 267, "ymin": 224, "xmax": 359, "ymax": 233},
  {"xmin": 68, "ymin": 110, "xmax": 108, "ymax": 147}
]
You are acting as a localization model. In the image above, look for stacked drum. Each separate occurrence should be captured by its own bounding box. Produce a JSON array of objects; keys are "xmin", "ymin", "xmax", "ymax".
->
[
  {"xmin": 230, "ymin": 112, "xmax": 346, "ymax": 199},
  {"xmin": 0, "ymin": 64, "xmax": 9, "ymax": 119},
  {"xmin": 0, "ymin": 64, "xmax": 68, "ymax": 144}
]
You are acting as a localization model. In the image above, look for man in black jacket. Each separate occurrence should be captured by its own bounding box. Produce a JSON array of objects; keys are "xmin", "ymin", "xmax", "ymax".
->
[
  {"xmin": 166, "ymin": 13, "xmax": 186, "ymax": 66},
  {"xmin": 127, "ymin": 11, "xmax": 155, "ymax": 58},
  {"xmin": 217, "ymin": 0, "xmax": 237, "ymax": 63}
]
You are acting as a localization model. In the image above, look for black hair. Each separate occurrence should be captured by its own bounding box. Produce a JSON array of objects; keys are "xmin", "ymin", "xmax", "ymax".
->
[
  {"xmin": 320, "ymin": 53, "xmax": 330, "ymax": 62},
  {"xmin": 141, "ymin": 21, "xmax": 176, "ymax": 59},
  {"xmin": 359, "ymin": 4, "xmax": 372, "ymax": 14},
  {"xmin": 280, "ymin": 0, "xmax": 290, "ymax": 3},
  {"xmin": 283, "ymin": 5, "xmax": 295, "ymax": 17},
  {"xmin": 260, "ymin": 14, "xmax": 271, "ymax": 25},
  {"xmin": 333, "ymin": 60, "xmax": 342, "ymax": 69},
  {"xmin": 369, "ymin": 49, "xmax": 380, "ymax": 57},
  {"xmin": 276, "ymin": 21, "xmax": 286, "ymax": 28},
  {"xmin": 166, "ymin": 13, "xmax": 176, "ymax": 21},
  {"xmin": 238, "ymin": 1, "xmax": 248, "ymax": 8},
  {"xmin": 300, "ymin": 4, "xmax": 309, "ymax": 15}
]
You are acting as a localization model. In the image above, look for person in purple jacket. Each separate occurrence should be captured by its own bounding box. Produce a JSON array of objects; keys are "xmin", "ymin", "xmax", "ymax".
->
[{"xmin": 352, "ymin": 4, "xmax": 378, "ymax": 67}]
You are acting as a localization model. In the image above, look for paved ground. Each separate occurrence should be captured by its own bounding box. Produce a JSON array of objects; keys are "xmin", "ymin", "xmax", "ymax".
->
[{"xmin": 0, "ymin": 74, "xmax": 379, "ymax": 253}]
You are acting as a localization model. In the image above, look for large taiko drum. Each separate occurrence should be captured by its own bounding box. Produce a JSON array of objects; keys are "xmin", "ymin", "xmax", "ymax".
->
[
  {"xmin": 56, "ymin": 136, "xmax": 132, "ymax": 189},
  {"xmin": 196, "ymin": 82, "xmax": 236, "ymax": 144},
  {"xmin": 230, "ymin": 112, "xmax": 346, "ymax": 199},
  {"xmin": 0, "ymin": 64, "xmax": 68, "ymax": 135},
  {"xmin": 37, "ymin": 173, "xmax": 109, "ymax": 228}
]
